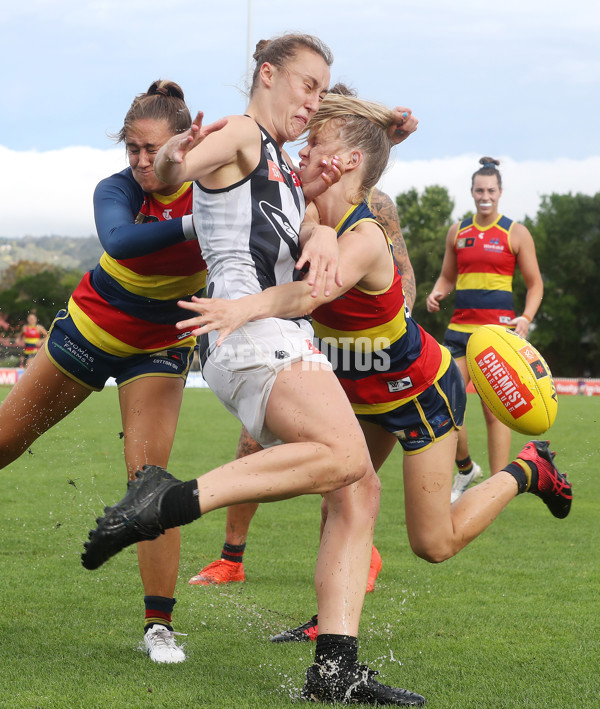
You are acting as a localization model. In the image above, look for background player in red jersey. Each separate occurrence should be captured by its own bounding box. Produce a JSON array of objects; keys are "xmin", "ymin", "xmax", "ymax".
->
[
  {"xmin": 0, "ymin": 80, "xmax": 210, "ymax": 663},
  {"xmin": 19, "ymin": 311, "xmax": 47, "ymax": 367},
  {"xmin": 426, "ymin": 157, "xmax": 544, "ymax": 500}
]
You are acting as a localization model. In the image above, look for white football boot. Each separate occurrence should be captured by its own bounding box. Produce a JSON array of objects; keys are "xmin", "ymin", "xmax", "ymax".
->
[
  {"xmin": 450, "ymin": 461, "xmax": 483, "ymax": 503},
  {"xmin": 144, "ymin": 625, "xmax": 187, "ymax": 663}
]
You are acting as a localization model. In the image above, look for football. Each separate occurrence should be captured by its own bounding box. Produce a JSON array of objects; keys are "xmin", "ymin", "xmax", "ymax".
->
[{"xmin": 466, "ymin": 325, "xmax": 558, "ymax": 435}]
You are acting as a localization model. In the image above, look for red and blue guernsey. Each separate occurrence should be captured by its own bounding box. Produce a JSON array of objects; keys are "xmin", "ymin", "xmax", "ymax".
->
[
  {"xmin": 69, "ymin": 168, "xmax": 207, "ymax": 356},
  {"xmin": 448, "ymin": 214, "xmax": 516, "ymax": 334},
  {"xmin": 311, "ymin": 202, "xmax": 451, "ymax": 415},
  {"xmin": 22, "ymin": 326, "xmax": 42, "ymax": 355}
]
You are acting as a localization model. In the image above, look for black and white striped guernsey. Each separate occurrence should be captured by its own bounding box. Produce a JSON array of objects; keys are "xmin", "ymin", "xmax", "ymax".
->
[{"xmin": 193, "ymin": 121, "xmax": 306, "ymax": 303}]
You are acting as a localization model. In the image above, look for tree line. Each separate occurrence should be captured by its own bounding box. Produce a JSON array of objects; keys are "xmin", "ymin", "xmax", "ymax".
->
[{"xmin": 0, "ymin": 189, "xmax": 598, "ymax": 376}]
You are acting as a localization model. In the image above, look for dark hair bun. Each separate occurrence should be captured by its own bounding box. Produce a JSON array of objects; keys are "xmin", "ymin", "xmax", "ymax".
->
[
  {"xmin": 253, "ymin": 39, "xmax": 271, "ymax": 61},
  {"xmin": 147, "ymin": 80, "xmax": 185, "ymax": 101},
  {"xmin": 479, "ymin": 156, "xmax": 500, "ymax": 168}
]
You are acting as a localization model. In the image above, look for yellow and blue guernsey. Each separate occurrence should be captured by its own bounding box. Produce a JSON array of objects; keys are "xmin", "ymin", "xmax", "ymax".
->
[
  {"xmin": 311, "ymin": 202, "xmax": 451, "ymax": 415},
  {"xmin": 448, "ymin": 214, "xmax": 516, "ymax": 334},
  {"xmin": 68, "ymin": 168, "xmax": 207, "ymax": 357}
]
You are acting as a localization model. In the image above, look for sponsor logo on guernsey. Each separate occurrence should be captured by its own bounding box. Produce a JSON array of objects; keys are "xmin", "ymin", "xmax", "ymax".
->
[
  {"xmin": 291, "ymin": 170, "xmax": 301, "ymax": 187},
  {"xmin": 267, "ymin": 160, "xmax": 285, "ymax": 183},
  {"xmin": 476, "ymin": 346, "xmax": 534, "ymax": 418},
  {"xmin": 162, "ymin": 209, "xmax": 173, "ymax": 220},
  {"xmin": 274, "ymin": 350, "xmax": 289, "ymax": 360},
  {"xmin": 387, "ymin": 376, "xmax": 413, "ymax": 393},
  {"xmin": 499, "ymin": 316, "xmax": 512, "ymax": 324}
]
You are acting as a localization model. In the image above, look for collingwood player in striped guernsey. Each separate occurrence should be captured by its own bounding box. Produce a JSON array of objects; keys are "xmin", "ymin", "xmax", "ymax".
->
[
  {"xmin": 81, "ymin": 33, "xmax": 430, "ymax": 706},
  {"xmin": 170, "ymin": 91, "xmax": 570, "ymax": 699}
]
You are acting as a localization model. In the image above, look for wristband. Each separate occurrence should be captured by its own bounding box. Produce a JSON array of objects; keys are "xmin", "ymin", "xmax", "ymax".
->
[
  {"xmin": 520, "ymin": 313, "xmax": 532, "ymax": 323},
  {"xmin": 182, "ymin": 214, "xmax": 198, "ymax": 241}
]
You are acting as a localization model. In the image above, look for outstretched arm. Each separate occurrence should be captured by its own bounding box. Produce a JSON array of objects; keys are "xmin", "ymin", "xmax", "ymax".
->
[
  {"xmin": 176, "ymin": 222, "xmax": 385, "ymax": 345},
  {"xmin": 154, "ymin": 111, "xmax": 233, "ymax": 185}
]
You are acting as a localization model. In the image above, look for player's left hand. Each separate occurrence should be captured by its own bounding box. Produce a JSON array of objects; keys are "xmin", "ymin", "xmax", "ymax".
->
[
  {"xmin": 389, "ymin": 107, "xmax": 418, "ymax": 145},
  {"xmin": 508, "ymin": 315, "xmax": 531, "ymax": 337}
]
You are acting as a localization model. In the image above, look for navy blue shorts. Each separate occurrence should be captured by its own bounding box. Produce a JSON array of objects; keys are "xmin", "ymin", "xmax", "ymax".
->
[
  {"xmin": 443, "ymin": 329, "xmax": 471, "ymax": 360},
  {"xmin": 356, "ymin": 358, "xmax": 466, "ymax": 454},
  {"xmin": 45, "ymin": 309, "xmax": 194, "ymax": 391}
]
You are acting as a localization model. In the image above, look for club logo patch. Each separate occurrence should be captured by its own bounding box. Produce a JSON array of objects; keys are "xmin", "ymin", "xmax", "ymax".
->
[
  {"xmin": 387, "ymin": 376, "xmax": 413, "ymax": 393},
  {"xmin": 456, "ymin": 237, "xmax": 475, "ymax": 249}
]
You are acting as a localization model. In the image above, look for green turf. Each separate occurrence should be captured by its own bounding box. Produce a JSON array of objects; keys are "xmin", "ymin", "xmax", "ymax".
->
[{"xmin": 1, "ymin": 388, "xmax": 598, "ymax": 708}]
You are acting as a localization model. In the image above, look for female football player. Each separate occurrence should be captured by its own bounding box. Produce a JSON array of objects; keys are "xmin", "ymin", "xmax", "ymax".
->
[
  {"xmin": 173, "ymin": 90, "xmax": 571, "ymax": 647},
  {"xmin": 82, "ymin": 33, "xmax": 426, "ymax": 706},
  {"xmin": 0, "ymin": 80, "xmax": 215, "ymax": 663},
  {"xmin": 19, "ymin": 311, "xmax": 47, "ymax": 367},
  {"xmin": 426, "ymin": 157, "xmax": 544, "ymax": 500}
]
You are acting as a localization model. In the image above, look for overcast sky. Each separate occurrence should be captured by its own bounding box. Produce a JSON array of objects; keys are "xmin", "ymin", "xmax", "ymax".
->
[{"xmin": 1, "ymin": 0, "xmax": 598, "ymax": 238}]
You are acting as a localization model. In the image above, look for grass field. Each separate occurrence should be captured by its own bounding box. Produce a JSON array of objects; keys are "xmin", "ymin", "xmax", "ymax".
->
[{"xmin": 1, "ymin": 387, "xmax": 599, "ymax": 709}]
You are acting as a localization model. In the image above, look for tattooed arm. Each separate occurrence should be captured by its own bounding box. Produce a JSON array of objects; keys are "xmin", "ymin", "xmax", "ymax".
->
[{"xmin": 369, "ymin": 188, "xmax": 416, "ymax": 311}]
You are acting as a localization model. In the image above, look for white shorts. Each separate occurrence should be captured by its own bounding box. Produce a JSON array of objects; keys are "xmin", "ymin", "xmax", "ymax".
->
[{"xmin": 200, "ymin": 318, "xmax": 331, "ymax": 447}]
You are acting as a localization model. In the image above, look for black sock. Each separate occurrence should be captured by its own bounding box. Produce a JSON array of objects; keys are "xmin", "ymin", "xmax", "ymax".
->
[
  {"xmin": 503, "ymin": 461, "xmax": 533, "ymax": 494},
  {"xmin": 222, "ymin": 542, "xmax": 246, "ymax": 563},
  {"xmin": 315, "ymin": 634, "xmax": 358, "ymax": 675},
  {"xmin": 160, "ymin": 479, "xmax": 201, "ymax": 529},
  {"xmin": 456, "ymin": 455, "xmax": 473, "ymax": 474}
]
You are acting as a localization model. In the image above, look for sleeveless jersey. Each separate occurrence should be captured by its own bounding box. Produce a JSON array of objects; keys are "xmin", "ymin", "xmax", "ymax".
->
[
  {"xmin": 311, "ymin": 202, "xmax": 451, "ymax": 415},
  {"xmin": 23, "ymin": 326, "xmax": 42, "ymax": 355},
  {"xmin": 69, "ymin": 175, "xmax": 206, "ymax": 357},
  {"xmin": 193, "ymin": 121, "xmax": 305, "ymax": 307},
  {"xmin": 448, "ymin": 214, "xmax": 516, "ymax": 333}
]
